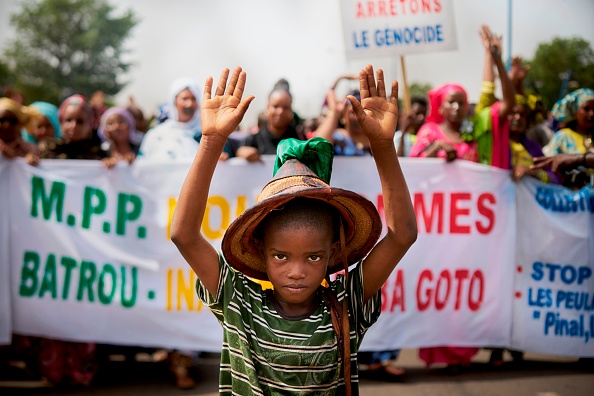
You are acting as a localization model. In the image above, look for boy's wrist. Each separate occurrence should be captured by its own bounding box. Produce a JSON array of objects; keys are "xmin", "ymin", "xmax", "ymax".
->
[{"xmin": 199, "ymin": 134, "xmax": 228, "ymax": 150}]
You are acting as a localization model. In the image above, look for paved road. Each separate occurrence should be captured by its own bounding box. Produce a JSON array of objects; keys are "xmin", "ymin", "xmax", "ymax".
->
[{"xmin": 2, "ymin": 349, "xmax": 593, "ymax": 396}]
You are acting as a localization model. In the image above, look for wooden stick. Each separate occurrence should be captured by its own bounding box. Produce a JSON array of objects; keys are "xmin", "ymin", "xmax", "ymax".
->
[{"xmin": 400, "ymin": 55, "xmax": 411, "ymax": 114}]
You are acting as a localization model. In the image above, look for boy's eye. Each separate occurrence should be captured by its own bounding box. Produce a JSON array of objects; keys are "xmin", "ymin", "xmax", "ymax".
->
[
  {"xmin": 309, "ymin": 255, "xmax": 321, "ymax": 262},
  {"xmin": 273, "ymin": 254, "xmax": 287, "ymax": 260}
]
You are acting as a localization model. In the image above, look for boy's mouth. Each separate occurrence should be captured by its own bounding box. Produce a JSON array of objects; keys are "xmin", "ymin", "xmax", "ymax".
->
[{"xmin": 284, "ymin": 284, "xmax": 307, "ymax": 293}]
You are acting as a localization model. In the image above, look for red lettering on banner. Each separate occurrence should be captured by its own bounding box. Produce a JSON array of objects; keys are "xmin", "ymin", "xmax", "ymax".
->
[
  {"xmin": 413, "ymin": 192, "xmax": 496, "ymax": 235},
  {"xmin": 414, "ymin": 192, "xmax": 444, "ymax": 233},
  {"xmin": 476, "ymin": 193, "xmax": 496, "ymax": 234},
  {"xmin": 450, "ymin": 192, "xmax": 471, "ymax": 234},
  {"xmin": 355, "ymin": 0, "xmax": 442, "ymax": 18},
  {"xmin": 416, "ymin": 269, "xmax": 433, "ymax": 310},
  {"xmin": 416, "ymin": 269, "xmax": 485, "ymax": 311},
  {"xmin": 468, "ymin": 270, "xmax": 484, "ymax": 311},
  {"xmin": 381, "ymin": 269, "xmax": 405, "ymax": 312}
]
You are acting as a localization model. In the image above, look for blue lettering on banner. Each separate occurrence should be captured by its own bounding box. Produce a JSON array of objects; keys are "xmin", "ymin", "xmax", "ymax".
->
[
  {"xmin": 534, "ymin": 186, "xmax": 594, "ymax": 213},
  {"xmin": 531, "ymin": 262, "xmax": 592, "ymax": 285},
  {"xmin": 541, "ymin": 311, "xmax": 594, "ymax": 343},
  {"xmin": 353, "ymin": 30, "xmax": 370, "ymax": 48},
  {"xmin": 373, "ymin": 24, "xmax": 444, "ymax": 47}
]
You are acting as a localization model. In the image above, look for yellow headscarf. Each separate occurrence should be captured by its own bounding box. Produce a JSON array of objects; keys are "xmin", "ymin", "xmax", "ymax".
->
[{"xmin": 0, "ymin": 98, "xmax": 34, "ymax": 128}]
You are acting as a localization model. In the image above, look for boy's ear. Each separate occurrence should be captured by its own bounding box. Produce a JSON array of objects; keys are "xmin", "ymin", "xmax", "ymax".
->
[
  {"xmin": 329, "ymin": 241, "xmax": 340, "ymax": 264},
  {"xmin": 254, "ymin": 238, "xmax": 264, "ymax": 259}
]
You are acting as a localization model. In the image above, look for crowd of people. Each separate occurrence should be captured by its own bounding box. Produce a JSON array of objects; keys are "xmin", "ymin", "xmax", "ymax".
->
[{"xmin": 1, "ymin": 24, "xmax": 593, "ymax": 390}]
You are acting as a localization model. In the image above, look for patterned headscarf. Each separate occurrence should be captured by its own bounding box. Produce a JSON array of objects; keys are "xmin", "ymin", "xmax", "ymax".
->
[
  {"xmin": 426, "ymin": 83, "xmax": 468, "ymax": 124},
  {"xmin": 551, "ymin": 88, "xmax": 594, "ymax": 123},
  {"xmin": 58, "ymin": 94, "xmax": 93, "ymax": 124}
]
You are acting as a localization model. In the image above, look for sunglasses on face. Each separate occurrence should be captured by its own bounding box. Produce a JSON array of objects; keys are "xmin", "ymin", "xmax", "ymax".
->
[{"xmin": 0, "ymin": 117, "xmax": 19, "ymax": 125}]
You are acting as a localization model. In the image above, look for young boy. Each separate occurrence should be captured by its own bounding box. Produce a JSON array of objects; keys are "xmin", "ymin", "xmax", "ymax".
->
[{"xmin": 171, "ymin": 65, "xmax": 417, "ymax": 395}]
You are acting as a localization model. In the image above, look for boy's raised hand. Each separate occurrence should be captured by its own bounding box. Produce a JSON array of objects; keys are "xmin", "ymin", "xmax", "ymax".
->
[
  {"xmin": 347, "ymin": 65, "xmax": 399, "ymax": 142},
  {"xmin": 201, "ymin": 67, "xmax": 254, "ymax": 140}
]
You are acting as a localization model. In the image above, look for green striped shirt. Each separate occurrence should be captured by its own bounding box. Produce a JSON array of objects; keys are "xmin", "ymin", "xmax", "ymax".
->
[{"xmin": 196, "ymin": 255, "xmax": 381, "ymax": 395}]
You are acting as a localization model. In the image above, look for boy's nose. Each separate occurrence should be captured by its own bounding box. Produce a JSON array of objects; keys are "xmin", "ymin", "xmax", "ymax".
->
[{"xmin": 287, "ymin": 263, "xmax": 306, "ymax": 279}]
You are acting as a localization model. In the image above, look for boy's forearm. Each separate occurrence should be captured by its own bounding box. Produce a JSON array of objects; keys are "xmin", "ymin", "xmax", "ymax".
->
[
  {"xmin": 369, "ymin": 140, "xmax": 417, "ymax": 244},
  {"xmin": 171, "ymin": 136, "xmax": 227, "ymax": 245}
]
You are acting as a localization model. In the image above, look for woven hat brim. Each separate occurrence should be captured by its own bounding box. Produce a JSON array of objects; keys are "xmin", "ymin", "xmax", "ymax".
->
[{"xmin": 221, "ymin": 183, "xmax": 382, "ymax": 281}]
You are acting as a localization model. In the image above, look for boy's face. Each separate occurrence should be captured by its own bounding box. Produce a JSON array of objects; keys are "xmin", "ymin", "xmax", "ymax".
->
[{"xmin": 262, "ymin": 222, "xmax": 337, "ymax": 316}]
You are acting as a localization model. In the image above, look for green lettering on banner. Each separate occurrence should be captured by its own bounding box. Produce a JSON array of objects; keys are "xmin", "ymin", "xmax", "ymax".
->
[
  {"xmin": 82, "ymin": 187, "xmax": 107, "ymax": 229},
  {"xmin": 77, "ymin": 260, "xmax": 97, "ymax": 302},
  {"xmin": 19, "ymin": 251, "xmax": 39, "ymax": 297},
  {"xmin": 120, "ymin": 266, "xmax": 138, "ymax": 308},
  {"xmin": 98, "ymin": 264, "xmax": 117, "ymax": 305},
  {"xmin": 60, "ymin": 256, "xmax": 77, "ymax": 300},
  {"xmin": 116, "ymin": 193, "xmax": 142, "ymax": 236},
  {"xmin": 30, "ymin": 176, "xmax": 66, "ymax": 222},
  {"xmin": 38, "ymin": 253, "xmax": 57, "ymax": 299}
]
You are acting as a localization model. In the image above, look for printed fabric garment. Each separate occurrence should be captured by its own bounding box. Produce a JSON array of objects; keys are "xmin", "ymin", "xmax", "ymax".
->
[
  {"xmin": 543, "ymin": 128, "xmax": 589, "ymax": 156},
  {"xmin": 510, "ymin": 137, "xmax": 560, "ymax": 184},
  {"xmin": 332, "ymin": 130, "xmax": 371, "ymax": 156},
  {"xmin": 197, "ymin": 255, "xmax": 381, "ymax": 396},
  {"xmin": 409, "ymin": 122, "xmax": 479, "ymax": 162},
  {"xmin": 38, "ymin": 133, "xmax": 106, "ymax": 160},
  {"xmin": 136, "ymin": 120, "xmax": 200, "ymax": 161}
]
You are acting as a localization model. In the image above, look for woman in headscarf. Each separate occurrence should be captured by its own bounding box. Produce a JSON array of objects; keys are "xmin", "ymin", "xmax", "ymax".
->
[
  {"xmin": 412, "ymin": 25, "xmax": 516, "ymax": 374},
  {"xmin": 39, "ymin": 94, "xmax": 106, "ymax": 160},
  {"xmin": 543, "ymin": 88, "xmax": 594, "ymax": 188},
  {"xmin": 409, "ymin": 83, "xmax": 479, "ymax": 162},
  {"xmin": 97, "ymin": 107, "xmax": 140, "ymax": 167},
  {"xmin": 544, "ymin": 88, "xmax": 594, "ymax": 157},
  {"xmin": 0, "ymin": 97, "xmax": 38, "ymax": 163},
  {"xmin": 410, "ymin": 25, "xmax": 515, "ymax": 170},
  {"xmin": 23, "ymin": 101, "xmax": 62, "ymax": 144}
]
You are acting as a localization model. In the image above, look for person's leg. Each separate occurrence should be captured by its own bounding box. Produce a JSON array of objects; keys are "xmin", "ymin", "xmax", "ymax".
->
[{"xmin": 169, "ymin": 350, "xmax": 196, "ymax": 389}]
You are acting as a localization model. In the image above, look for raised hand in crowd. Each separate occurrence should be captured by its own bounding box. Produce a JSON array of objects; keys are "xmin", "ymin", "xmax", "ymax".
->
[
  {"xmin": 347, "ymin": 65, "xmax": 400, "ymax": 143},
  {"xmin": 172, "ymin": 67, "xmax": 254, "ymax": 296}
]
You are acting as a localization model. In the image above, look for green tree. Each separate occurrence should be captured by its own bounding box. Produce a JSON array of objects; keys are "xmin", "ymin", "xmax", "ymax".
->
[
  {"xmin": 409, "ymin": 82, "xmax": 432, "ymax": 99},
  {"xmin": 3, "ymin": 0, "xmax": 137, "ymax": 104},
  {"xmin": 525, "ymin": 37, "xmax": 594, "ymax": 109}
]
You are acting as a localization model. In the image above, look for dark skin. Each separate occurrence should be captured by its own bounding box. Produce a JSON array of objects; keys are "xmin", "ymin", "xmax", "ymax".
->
[
  {"xmin": 0, "ymin": 109, "xmax": 39, "ymax": 164},
  {"xmin": 508, "ymin": 104, "xmax": 543, "ymax": 182},
  {"xmin": 171, "ymin": 66, "xmax": 417, "ymax": 314},
  {"xmin": 575, "ymin": 99, "xmax": 594, "ymax": 136},
  {"xmin": 262, "ymin": 222, "xmax": 337, "ymax": 317}
]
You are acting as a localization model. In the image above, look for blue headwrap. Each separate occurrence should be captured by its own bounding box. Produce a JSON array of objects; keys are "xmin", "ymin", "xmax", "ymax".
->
[
  {"xmin": 31, "ymin": 102, "xmax": 62, "ymax": 138},
  {"xmin": 551, "ymin": 88, "xmax": 594, "ymax": 123}
]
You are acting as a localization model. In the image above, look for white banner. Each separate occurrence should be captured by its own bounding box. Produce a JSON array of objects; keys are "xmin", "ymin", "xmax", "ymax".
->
[
  {"xmin": 512, "ymin": 178, "xmax": 594, "ymax": 356},
  {"xmin": 2, "ymin": 157, "xmax": 592, "ymax": 357},
  {"xmin": 361, "ymin": 159, "xmax": 516, "ymax": 350},
  {"xmin": 339, "ymin": 0, "xmax": 458, "ymax": 60},
  {"xmin": 0, "ymin": 160, "xmax": 12, "ymax": 345}
]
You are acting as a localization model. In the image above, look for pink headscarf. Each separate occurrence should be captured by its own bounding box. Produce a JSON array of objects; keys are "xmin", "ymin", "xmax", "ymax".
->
[{"xmin": 426, "ymin": 83, "xmax": 468, "ymax": 124}]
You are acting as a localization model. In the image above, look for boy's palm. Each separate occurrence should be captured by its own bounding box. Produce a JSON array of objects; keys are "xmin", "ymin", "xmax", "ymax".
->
[
  {"xmin": 201, "ymin": 67, "xmax": 253, "ymax": 139},
  {"xmin": 201, "ymin": 95, "xmax": 243, "ymax": 138},
  {"xmin": 349, "ymin": 65, "xmax": 399, "ymax": 142}
]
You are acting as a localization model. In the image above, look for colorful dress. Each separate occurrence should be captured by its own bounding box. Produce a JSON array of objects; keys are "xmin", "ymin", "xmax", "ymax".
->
[
  {"xmin": 197, "ymin": 255, "xmax": 381, "ymax": 395},
  {"xmin": 409, "ymin": 122, "xmax": 478, "ymax": 162},
  {"xmin": 543, "ymin": 128, "xmax": 591, "ymax": 156}
]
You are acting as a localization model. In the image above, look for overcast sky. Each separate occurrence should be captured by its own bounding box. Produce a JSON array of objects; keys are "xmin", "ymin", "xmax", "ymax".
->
[{"xmin": 1, "ymin": 0, "xmax": 593, "ymax": 128}]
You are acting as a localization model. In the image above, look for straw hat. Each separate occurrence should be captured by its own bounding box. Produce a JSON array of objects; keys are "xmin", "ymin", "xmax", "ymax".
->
[{"xmin": 221, "ymin": 138, "xmax": 382, "ymax": 281}]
